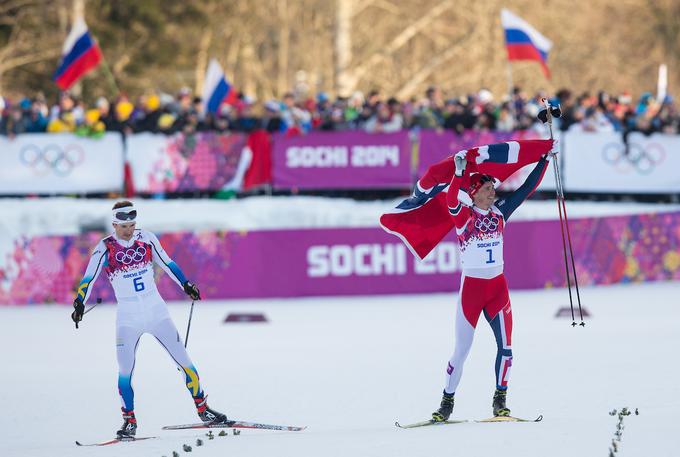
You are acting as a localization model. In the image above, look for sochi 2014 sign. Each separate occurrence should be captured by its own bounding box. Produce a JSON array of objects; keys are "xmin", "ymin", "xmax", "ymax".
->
[
  {"xmin": 271, "ymin": 131, "xmax": 412, "ymax": 190},
  {"xmin": 5, "ymin": 210, "xmax": 680, "ymax": 305},
  {"xmin": 0, "ymin": 133, "xmax": 124, "ymax": 194}
]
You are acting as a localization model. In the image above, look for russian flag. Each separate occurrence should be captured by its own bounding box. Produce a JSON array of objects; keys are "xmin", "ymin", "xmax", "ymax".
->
[
  {"xmin": 201, "ymin": 59, "xmax": 238, "ymax": 114},
  {"xmin": 53, "ymin": 18, "xmax": 102, "ymax": 90},
  {"xmin": 501, "ymin": 9, "xmax": 552, "ymax": 78}
]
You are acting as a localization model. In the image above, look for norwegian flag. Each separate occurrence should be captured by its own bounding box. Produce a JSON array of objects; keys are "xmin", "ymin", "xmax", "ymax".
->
[{"xmin": 380, "ymin": 139, "xmax": 553, "ymax": 260}]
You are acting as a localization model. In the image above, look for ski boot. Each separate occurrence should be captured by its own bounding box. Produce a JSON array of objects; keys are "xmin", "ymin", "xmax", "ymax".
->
[
  {"xmin": 431, "ymin": 391, "xmax": 455, "ymax": 422},
  {"xmin": 116, "ymin": 408, "xmax": 137, "ymax": 439},
  {"xmin": 195, "ymin": 396, "xmax": 228, "ymax": 424},
  {"xmin": 492, "ymin": 388, "xmax": 511, "ymax": 417}
]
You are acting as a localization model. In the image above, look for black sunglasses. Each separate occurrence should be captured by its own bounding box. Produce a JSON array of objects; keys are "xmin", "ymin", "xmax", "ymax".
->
[{"xmin": 115, "ymin": 210, "xmax": 137, "ymax": 221}]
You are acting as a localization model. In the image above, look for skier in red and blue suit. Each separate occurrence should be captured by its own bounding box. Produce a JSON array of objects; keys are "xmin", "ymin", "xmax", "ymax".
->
[{"xmin": 431, "ymin": 142, "xmax": 556, "ymax": 422}]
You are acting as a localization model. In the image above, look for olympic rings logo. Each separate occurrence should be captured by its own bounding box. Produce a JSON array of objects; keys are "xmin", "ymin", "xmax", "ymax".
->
[
  {"xmin": 115, "ymin": 246, "xmax": 147, "ymax": 265},
  {"xmin": 474, "ymin": 215, "xmax": 500, "ymax": 233},
  {"xmin": 601, "ymin": 142, "xmax": 665, "ymax": 175},
  {"xmin": 19, "ymin": 144, "xmax": 85, "ymax": 176}
]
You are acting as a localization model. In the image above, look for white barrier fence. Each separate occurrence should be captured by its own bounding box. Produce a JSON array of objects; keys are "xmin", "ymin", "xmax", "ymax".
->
[
  {"xmin": 563, "ymin": 131, "xmax": 680, "ymax": 193},
  {"xmin": 0, "ymin": 133, "xmax": 124, "ymax": 194}
]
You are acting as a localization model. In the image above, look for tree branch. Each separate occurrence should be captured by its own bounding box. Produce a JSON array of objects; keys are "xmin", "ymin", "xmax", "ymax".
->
[
  {"xmin": 0, "ymin": 46, "xmax": 60, "ymax": 72},
  {"xmin": 348, "ymin": 0, "xmax": 455, "ymax": 88},
  {"xmin": 368, "ymin": 0, "xmax": 400, "ymax": 15},
  {"xmin": 394, "ymin": 28, "xmax": 475, "ymax": 99},
  {"xmin": 352, "ymin": 0, "xmax": 371, "ymax": 17},
  {"xmin": 0, "ymin": 0, "xmax": 42, "ymax": 17},
  {"xmin": 111, "ymin": 53, "xmax": 131, "ymax": 76}
]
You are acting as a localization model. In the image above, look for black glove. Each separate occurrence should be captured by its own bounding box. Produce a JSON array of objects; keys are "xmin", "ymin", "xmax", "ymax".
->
[
  {"xmin": 72, "ymin": 298, "xmax": 84, "ymax": 329},
  {"xmin": 183, "ymin": 281, "xmax": 201, "ymax": 300},
  {"xmin": 537, "ymin": 104, "xmax": 562, "ymax": 124},
  {"xmin": 549, "ymin": 104, "xmax": 562, "ymax": 118}
]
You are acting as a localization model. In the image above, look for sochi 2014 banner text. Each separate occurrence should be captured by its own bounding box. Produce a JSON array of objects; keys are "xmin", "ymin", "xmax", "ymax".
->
[{"xmin": 272, "ymin": 131, "xmax": 412, "ymax": 190}]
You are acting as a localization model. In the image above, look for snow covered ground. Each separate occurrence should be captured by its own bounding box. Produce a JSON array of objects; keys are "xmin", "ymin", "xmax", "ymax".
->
[
  {"xmin": 2, "ymin": 280, "xmax": 677, "ymax": 457},
  {"xmin": 3, "ymin": 196, "xmax": 679, "ymax": 237}
]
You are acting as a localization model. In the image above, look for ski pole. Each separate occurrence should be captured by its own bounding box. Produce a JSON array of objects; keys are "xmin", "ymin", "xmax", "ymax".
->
[
  {"xmin": 554, "ymin": 158, "xmax": 585, "ymax": 326},
  {"xmin": 83, "ymin": 297, "xmax": 103, "ymax": 315},
  {"xmin": 553, "ymin": 158, "xmax": 576, "ymax": 325},
  {"xmin": 184, "ymin": 300, "xmax": 195, "ymax": 348},
  {"xmin": 74, "ymin": 298, "xmax": 101, "ymax": 330},
  {"xmin": 546, "ymin": 101, "xmax": 585, "ymax": 326},
  {"xmin": 542, "ymin": 99, "xmax": 584, "ymax": 327}
]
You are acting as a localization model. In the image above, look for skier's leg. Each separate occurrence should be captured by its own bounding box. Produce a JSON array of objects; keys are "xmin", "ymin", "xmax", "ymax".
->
[
  {"xmin": 484, "ymin": 275, "xmax": 513, "ymax": 391},
  {"xmin": 483, "ymin": 274, "xmax": 513, "ymax": 417},
  {"xmin": 485, "ymin": 304, "xmax": 513, "ymax": 389},
  {"xmin": 116, "ymin": 324, "xmax": 144, "ymax": 412},
  {"xmin": 151, "ymin": 316, "xmax": 228, "ymax": 423},
  {"xmin": 150, "ymin": 317, "xmax": 205, "ymax": 399},
  {"xmin": 433, "ymin": 276, "xmax": 486, "ymax": 421},
  {"xmin": 443, "ymin": 276, "xmax": 485, "ymax": 394}
]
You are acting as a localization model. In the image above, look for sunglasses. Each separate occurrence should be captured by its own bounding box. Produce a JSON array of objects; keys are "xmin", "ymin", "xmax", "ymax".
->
[{"xmin": 115, "ymin": 210, "xmax": 137, "ymax": 221}]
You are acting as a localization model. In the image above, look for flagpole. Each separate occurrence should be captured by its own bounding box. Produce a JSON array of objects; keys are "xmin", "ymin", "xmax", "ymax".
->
[
  {"xmin": 97, "ymin": 55, "xmax": 120, "ymax": 97},
  {"xmin": 506, "ymin": 61, "xmax": 515, "ymax": 123},
  {"xmin": 501, "ymin": 8, "xmax": 553, "ymax": 123},
  {"xmin": 501, "ymin": 9, "xmax": 516, "ymax": 125},
  {"xmin": 70, "ymin": 3, "xmax": 117, "ymax": 97}
]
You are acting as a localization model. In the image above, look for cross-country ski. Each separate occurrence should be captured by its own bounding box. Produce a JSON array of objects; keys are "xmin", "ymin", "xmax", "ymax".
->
[
  {"xmin": 75, "ymin": 436, "xmax": 157, "ymax": 447},
  {"xmin": 475, "ymin": 415, "xmax": 543, "ymax": 423},
  {"xmin": 162, "ymin": 420, "xmax": 306, "ymax": 432},
  {"xmin": 395, "ymin": 419, "xmax": 468, "ymax": 429}
]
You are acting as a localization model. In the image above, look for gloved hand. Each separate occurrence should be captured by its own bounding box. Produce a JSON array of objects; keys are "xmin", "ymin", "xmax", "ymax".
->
[
  {"xmin": 454, "ymin": 151, "xmax": 467, "ymax": 177},
  {"xmin": 538, "ymin": 100, "xmax": 562, "ymax": 124},
  {"xmin": 549, "ymin": 103, "xmax": 562, "ymax": 119},
  {"xmin": 72, "ymin": 297, "xmax": 84, "ymax": 329},
  {"xmin": 183, "ymin": 281, "xmax": 201, "ymax": 300}
]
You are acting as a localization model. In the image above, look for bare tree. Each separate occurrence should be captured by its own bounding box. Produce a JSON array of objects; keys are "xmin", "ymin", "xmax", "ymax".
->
[
  {"xmin": 335, "ymin": 0, "xmax": 353, "ymax": 96},
  {"xmin": 1, "ymin": 0, "xmax": 677, "ymax": 101},
  {"xmin": 0, "ymin": 0, "xmax": 62, "ymax": 93}
]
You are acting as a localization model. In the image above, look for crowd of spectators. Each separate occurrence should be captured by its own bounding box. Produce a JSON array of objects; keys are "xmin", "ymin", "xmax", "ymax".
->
[{"xmin": 1, "ymin": 85, "xmax": 678, "ymax": 137}]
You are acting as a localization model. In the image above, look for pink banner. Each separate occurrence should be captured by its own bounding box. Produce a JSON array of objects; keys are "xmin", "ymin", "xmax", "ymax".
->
[
  {"xmin": 272, "ymin": 131, "xmax": 412, "ymax": 190},
  {"xmin": 127, "ymin": 132, "xmax": 248, "ymax": 193},
  {"xmin": 2, "ymin": 211, "xmax": 679, "ymax": 305}
]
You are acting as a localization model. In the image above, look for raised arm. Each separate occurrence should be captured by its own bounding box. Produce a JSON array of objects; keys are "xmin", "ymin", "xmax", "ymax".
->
[
  {"xmin": 446, "ymin": 151, "xmax": 473, "ymax": 229},
  {"xmin": 495, "ymin": 156, "xmax": 550, "ymax": 221}
]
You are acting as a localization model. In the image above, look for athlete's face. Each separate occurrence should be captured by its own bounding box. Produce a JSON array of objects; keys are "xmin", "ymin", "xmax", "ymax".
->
[
  {"xmin": 472, "ymin": 182, "xmax": 495, "ymax": 210},
  {"xmin": 113, "ymin": 222, "xmax": 136, "ymax": 240}
]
